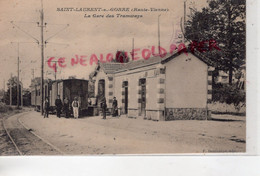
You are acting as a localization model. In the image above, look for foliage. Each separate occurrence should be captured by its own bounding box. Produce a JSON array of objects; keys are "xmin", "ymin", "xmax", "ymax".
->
[
  {"xmin": 185, "ymin": 0, "xmax": 246, "ymax": 84},
  {"xmin": 213, "ymin": 83, "xmax": 245, "ymax": 107},
  {"xmin": 4, "ymin": 76, "xmax": 22, "ymax": 105},
  {"xmin": 111, "ymin": 50, "xmax": 130, "ymax": 63},
  {"xmin": 209, "ymin": 101, "xmax": 245, "ymax": 114},
  {"xmin": 0, "ymin": 89, "xmax": 4, "ymax": 97},
  {"xmin": 30, "ymin": 77, "xmax": 41, "ymax": 87},
  {"xmin": 68, "ymin": 76, "xmax": 76, "ymax": 79},
  {"xmin": 0, "ymin": 103, "xmax": 14, "ymax": 113}
]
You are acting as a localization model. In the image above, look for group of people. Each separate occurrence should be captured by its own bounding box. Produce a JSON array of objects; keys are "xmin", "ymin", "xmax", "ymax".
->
[
  {"xmin": 101, "ymin": 97, "xmax": 118, "ymax": 120},
  {"xmin": 43, "ymin": 95, "xmax": 80, "ymax": 119},
  {"xmin": 43, "ymin": 95, "xmax": 119, "ymax": 120}
]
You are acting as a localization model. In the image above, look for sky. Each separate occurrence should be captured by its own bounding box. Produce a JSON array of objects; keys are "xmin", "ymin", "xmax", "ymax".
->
[{"xmin": 0, "ymin": 0, "xmax": 208, "ymax": 89}]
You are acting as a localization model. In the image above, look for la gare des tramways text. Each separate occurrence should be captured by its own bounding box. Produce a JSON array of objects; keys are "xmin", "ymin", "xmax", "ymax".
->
[{"xmin": 56, "ymin": 8, "xmax": 169, "ymax": 12}]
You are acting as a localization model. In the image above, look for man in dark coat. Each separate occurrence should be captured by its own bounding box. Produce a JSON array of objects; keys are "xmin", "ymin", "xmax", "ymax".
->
[
  {"xmin": 112, "ymin": 97, "xmax": 118, "ymax": 117},
  {"xmin": 101, "ymin": 98, "xmax": 107, "ymax": 119},
  {"xmin": 63, "ymin": 97, "xmax": 70, "ymax": 118},
  {"xmin": 55, "ymin": 95, "xmax": 63, "ymax": 118},
  {"xmin": 43, "ymin": 97, "xmax": 50, "ymax": 118}
]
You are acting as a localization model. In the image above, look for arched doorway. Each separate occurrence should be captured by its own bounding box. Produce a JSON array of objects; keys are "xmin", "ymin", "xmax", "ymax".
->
[{"xmin": 97, "ymin": 79, "xmax": 105, "ymax": 106}]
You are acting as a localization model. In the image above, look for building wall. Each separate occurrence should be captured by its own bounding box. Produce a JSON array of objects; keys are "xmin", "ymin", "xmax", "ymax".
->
[
  {"xmin": 50, "ymin": 82, "xmax": 58, "ymax": 107},
  {"xmin": 165, "ymin": 54, "xmax": 208, "ymax": 108},
  {"xmin": 31, "ymin": 90, "xmax": 36, "ymax": 106},
  {"xmin": 114, "ymin": 64, "xmax": 164, "ymax": 120},
  {"xmin": 165, "ymin": 54, "xmax": 209, "ymax": 120},
  {"xmin": 145, "ymin": 69, "xmax": 165, "ymax": 121},
  {"xmin": 114, "ymin": 70, "xmax": 141, "ymax": 118},
  {"xmin": 94, "ymin": 53, "xmax": 211, "ymax": 121},
  {"xmin": 94, "ymin": 69, "xmax": 110, "ymax": 108}
]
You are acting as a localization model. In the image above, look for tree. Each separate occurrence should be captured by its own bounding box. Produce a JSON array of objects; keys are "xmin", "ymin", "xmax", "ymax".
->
[
  {"xmin": 185, "ymin": 0, "xmax": 245, "ymax": 84},
  {"xmin": 30, "ymin": 77, "xmax": 41, "ymax": 88},
  {"xmin": 111, "ymin": 50, "xmax": 130, "ymax": 63},
  {"xmin": 0, "ymin": 89, "xmax": 5, "ymax": 102},
  {"xmin": 0, "ymin": 89, "xmax": 4, "ymax": 97},
  {"xmin": 68, "ymin": 76, "xmax": 77, "ymax": 79},
  {"xmin": 4, "ymin": 76, "xmax": 22, "ymax": 105}
]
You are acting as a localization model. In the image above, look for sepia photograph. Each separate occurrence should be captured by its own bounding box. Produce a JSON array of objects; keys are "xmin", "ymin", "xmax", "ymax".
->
[{"xmin": 0, "ymin": 0, "xmax": 246, "ymax": 155}]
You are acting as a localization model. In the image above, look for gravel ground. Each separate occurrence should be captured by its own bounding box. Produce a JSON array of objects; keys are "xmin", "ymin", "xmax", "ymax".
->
[
  {"xmin": 0, "ymin": 121, "xmax": 20, "ymax": 155},
  {"xmin": 17, "ymin": 111, "xmax": 245, "ymax": 155},
  {"xmin": 0, "ymin": 109, "xmax": 61, "ymax": 156},
  {"xmin": 0, "ymin": 111, "xmax": 21, "ymax": 156}
]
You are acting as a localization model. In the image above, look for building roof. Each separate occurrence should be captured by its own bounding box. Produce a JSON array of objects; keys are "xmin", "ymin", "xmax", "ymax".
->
[
  {"xmin": 161, "ymin": 49, "xmax": 213, "ymax": 65},
  {"xmin": 98, "ymin": 53, "xmax": 171, "ymax": 74},
  {"xmin": 100, "ymin": 62, "xmax": 124, "ymax": 74},
  {"xmin": 120, "ymin": 53, "xmax": 173, "ymax": 71},
  {"xmin": 95, "ymin": 48, "xmax": 212, "ymax": 75}
]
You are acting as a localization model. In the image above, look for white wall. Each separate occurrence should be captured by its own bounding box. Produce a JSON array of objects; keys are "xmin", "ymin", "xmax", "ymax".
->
[
  {"xmin": 114, "ymin": 65, "xmax": 158, "ymax": 112},
  {"xmin": 146, "ymin": 76, "xmax": 158, "ymax": 110},
  {"xmin": 114, "ymin": 73, "xmax": 139, "ymax": 110},
  {"xmin": 165, "ymin": 54, "xmax": 208, "ymax": 108}
]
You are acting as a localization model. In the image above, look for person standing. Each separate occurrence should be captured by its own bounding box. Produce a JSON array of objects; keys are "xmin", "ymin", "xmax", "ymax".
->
[
  {"xmin": 72, "ymin": 97, "xmax": 80, "ymax": 119},
  {"xmin": 55, "ymin": 95, "xmax": 63, "ymax": 118},
  {"xmin": 43, "ymin": 97, "xmax": 50, "ymax": 118},
  {"xmin": 112, "ymin": 97, "xmax": 118, "ymax": 117},
  {"xmin": 101, "ymin": 98, "xmax": 107, "ymax": 119},
  {"xmin": 88, "ymin": 98, "xmax": 92, "ymax": 105},
  {"xmin": 63, "ymin": 97, "xmax": 70, "ymax": 118}
]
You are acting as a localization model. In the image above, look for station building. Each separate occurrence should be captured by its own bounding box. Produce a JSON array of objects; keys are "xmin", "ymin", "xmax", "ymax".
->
[{"xmin": 92, "ymin": 50, "xmax": 214, "ymax": 121}]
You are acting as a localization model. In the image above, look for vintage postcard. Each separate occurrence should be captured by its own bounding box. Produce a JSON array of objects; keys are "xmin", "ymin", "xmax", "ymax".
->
[{"xmin": 0, "ymin": 0, "xmax": 246, "ymax": 155}]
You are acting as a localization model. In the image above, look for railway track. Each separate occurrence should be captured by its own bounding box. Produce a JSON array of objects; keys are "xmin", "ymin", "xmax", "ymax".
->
[{"xmin": 2, "ymin": 112, "xmax": 65, "ymax": 155}]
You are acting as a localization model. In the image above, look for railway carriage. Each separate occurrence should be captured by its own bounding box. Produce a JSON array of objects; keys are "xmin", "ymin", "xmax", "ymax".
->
[
  {"xmin": 31, "ymin": 79, "xmax": 89, "ymax": 116},
  {"xmin": 31, "ymin": 83, "xmax": 50, "ymax": 111}
]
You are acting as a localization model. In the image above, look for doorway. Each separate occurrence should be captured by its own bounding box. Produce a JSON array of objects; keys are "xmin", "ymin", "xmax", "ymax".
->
[
  {"xmin": 123, "ymin": 81, "xmax": 128, "ymax": 114},
  {"xmin": 139, "ymin": 79, "xmax": 146, "ymax": 117},
  {"xmin": 98, "ymin": 79, "xmax": 105, "ymax": 106}
]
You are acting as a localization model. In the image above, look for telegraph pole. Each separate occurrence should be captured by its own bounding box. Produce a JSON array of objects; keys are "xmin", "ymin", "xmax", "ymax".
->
[
  {"xmin": 10, "ymin": 42, "xmax": 23, "ymax": 108},
  {"xmin": 132, "ymin": 38, "xmax": 134, "ymax": 60},
  {"xmin": 10, "ymin": 73, "xmax": 12, "ymax": 106},
  {"xmin": 21, "ymin": 79, "xmax": 23, "ymax": 107},
  {"xmin": 3, "ymin": 79, "xmax": 5, "ymax": 104},
  {"xmin": 10, "ymin": 0, "xmax": 69, "ymax": 113},
  {"xmin": 46, "ymin": 60, "xmax": 59, "ymax": 95},
  {"xmin": 47, "ymin": 60, "xmax": 59, "ymax": 81},
  {"xmin": 17, "ymin": 43, "xmax": 20, "ymax": 108},
  {"xmin": 158, "ymin": 14, "xmax": 161, "ymax": 55},
  {"xmin": 32, "ymin": 69, "xmax": 37, "ymax": 106},
  {"xmin": 184, "ymin": 0, "xmax": 186, "ymax": 29},
  {"xmin": 183, "ymin": 0, "xmax": 187, "ymax": 43},
  {"xmin": 40, "ymin": 0, "xmax": 45, "ymax": 115}
]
